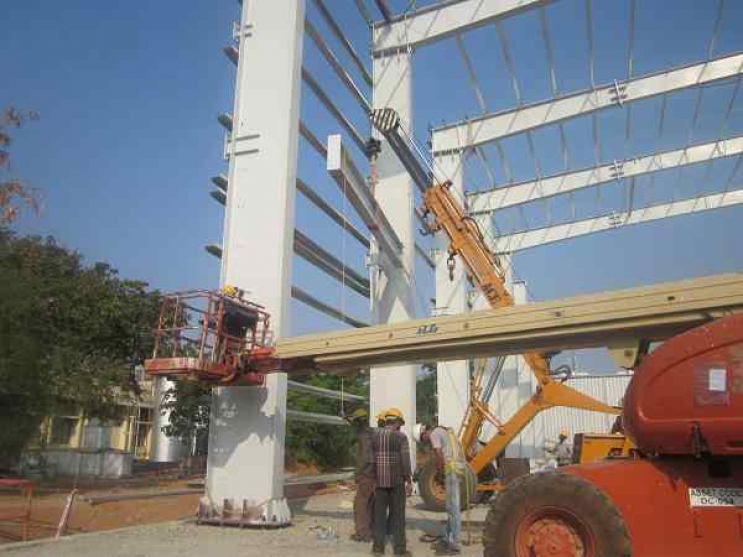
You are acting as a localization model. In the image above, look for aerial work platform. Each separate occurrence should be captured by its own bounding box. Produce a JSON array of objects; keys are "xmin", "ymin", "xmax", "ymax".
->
[{"xmin": 146, "ymin": 273, "xmax": 743, "ymax": 380}]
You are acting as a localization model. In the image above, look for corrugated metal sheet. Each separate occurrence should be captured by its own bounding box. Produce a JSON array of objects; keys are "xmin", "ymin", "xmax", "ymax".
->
[{"xmin": 481, "ymin": 358, "xmax": 632, "ymax": 466}]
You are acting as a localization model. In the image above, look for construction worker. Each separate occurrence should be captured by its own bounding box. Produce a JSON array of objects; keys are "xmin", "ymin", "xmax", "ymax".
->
[
  {"xmin": 545, "ymin": 428, "xmax": 573, "ymax": 466},
  {"xmin": 348, "ymin": 408, "xmax": 375, "ymax": 543},
  {"xmin": 416, "ymin": 423, "xmax": 466, "ymax": 555},
  {"xmin": 369, "ymin": 407, "xmax": 412, "ymax": 557}
]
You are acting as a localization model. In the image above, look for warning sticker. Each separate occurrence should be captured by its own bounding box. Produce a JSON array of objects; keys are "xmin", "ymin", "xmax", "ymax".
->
[
  {"xmin": 689, "ymin": 487, "xmax": 743, "ymax": 507},
  {"xmin": 708, "ymin": 368, "xmax": 727, "ymax": 392}
]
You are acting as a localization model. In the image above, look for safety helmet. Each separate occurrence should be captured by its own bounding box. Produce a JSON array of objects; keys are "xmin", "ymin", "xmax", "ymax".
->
[
  {"xmin": 349, "ymin": 408, "xmax": 369, "ymax": 423},
  {"xmin": 221, "ymin": 284, "xmax": 238, "ymax": 297},
  {"xmin": 376, "ymin": 409, "xmax": 386, "ymax": 427},
  {"xmin": 384, "ymin": 407, "xmax": 405, "ymax": 425}
]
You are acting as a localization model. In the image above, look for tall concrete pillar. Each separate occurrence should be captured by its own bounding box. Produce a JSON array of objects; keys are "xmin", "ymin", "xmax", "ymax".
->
[
  {"xmin": 370, "ymin": 51, "xmax": 417, "ymax": 454},
  {"xmin": 433, "ymin": 154, "xmax": 469, "ymax": 430},
  {"xmin": 150, "ymin": 377, "xmax": 183, "ymax": 462},
  {"xmin": 205, "ymin": 0, "xmax": 305, "ymax": 525}
]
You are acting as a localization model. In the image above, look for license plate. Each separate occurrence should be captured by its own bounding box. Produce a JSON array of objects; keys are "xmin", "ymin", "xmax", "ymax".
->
[{"xmin": 688, "ymin": 487, "xmax": 743, "ymax": 507}]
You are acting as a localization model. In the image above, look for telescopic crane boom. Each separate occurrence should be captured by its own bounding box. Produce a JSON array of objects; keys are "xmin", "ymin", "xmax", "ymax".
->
[{"xmin": 370, "ymin": 108, "xmax": 618, "ymax": 496}]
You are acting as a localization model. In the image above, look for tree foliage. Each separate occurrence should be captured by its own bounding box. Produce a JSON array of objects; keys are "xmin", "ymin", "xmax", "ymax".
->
[
  {"xmin": 0, "ymin": 107, "xmax": 40, "ymax": 224},
  {"xmin": 0, "ymin": 230, "xmax": 161, "ymax": 468},
  {"xmin": 285, "ymin": 374, "xmax": 366, "ymax": 470}
]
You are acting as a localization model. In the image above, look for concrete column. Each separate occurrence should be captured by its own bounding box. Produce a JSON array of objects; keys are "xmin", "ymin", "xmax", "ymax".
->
[
  {"xmin": 370, "ymin": 51, "xmax": 417, "ymax": 453},
  {"xmin": 150, "ymin": 378, "xmax": 183, "ymax": 462},
  {"xmin": 205, "ymin": 0, "xmax": 305, "ymax": 525},
  {"xmin": 433, "ymin": 153, "xmax": 469, "ymax": 430}
]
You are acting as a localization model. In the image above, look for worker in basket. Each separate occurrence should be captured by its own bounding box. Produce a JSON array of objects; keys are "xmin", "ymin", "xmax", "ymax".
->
[
  {"xmin": 369, "ymin": 407, "xmax": 412, "ymax": 557},
  {"xmin": 415, "ymin": 422, "xmax": 466, "ymax": 555},
  {"xmin": 216, "ymin": 285, "xmax": 257, "ymax": 362},
  {"xmin": 347, "ymin": 408, "xmax": 375, "ymax": 543}
]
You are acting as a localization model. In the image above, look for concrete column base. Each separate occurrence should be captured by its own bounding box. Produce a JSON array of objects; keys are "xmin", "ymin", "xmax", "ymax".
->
[{"xmin": 197, "ymin": 496, "xmax": 291, "ymax": 527}]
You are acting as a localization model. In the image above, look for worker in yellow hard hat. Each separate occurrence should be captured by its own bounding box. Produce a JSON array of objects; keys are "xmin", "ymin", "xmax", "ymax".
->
[
  {"xmin": 221, "ymin": 284, "xmax": 238, "ymax": 297},
  {"xmin": 376, "ymin": 409, "xmax": 386, "ymax": 428},
  {"xmin": 348, "ymin": 408, "xmax": 375, "ymax": 542},
  {"xmin": 370, "ymin": 407, "xmax": 412, "ymax": 556}
]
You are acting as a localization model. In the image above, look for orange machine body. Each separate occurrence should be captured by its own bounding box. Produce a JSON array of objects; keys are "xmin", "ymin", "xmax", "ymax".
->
[{"xmin": 566, "ymin": 313, "xmax": 743, "ymax": 557}]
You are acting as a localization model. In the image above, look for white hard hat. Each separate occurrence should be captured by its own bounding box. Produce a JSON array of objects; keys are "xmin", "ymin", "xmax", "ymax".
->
[{"xmin": 413, "ymin": 423, "xmax": 426, "ymax": 444}]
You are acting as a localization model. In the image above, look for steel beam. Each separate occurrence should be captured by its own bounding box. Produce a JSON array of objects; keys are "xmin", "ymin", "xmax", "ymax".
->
[
  {"xmin": 207, "ymin": 233, "xmax": 371, "ymax": 299},
  {"xmin": 277, "ymin": 273, "xmax": 743, "ymax": 372},
  {"xmin": 469, "ymin": 135, "xmax": 743, "ymax": 214},
  {"xmin": 211, "ymin": 174, "xmax": 228, "ymax": 192},
  {"xmin": 304, "ymin": 18, "xmax": 370, "ymax": 114},
  {"xmin": 432, "ymin": 52, "xmax": 743, "ymax": 155},
  {"xmin": 373, "ymin": 0, "xmax": 550, "ymax": 56},
  {"xmin": 312, "ymin": 0, "xmax": 372, "ymax": 87},
  {"xmin": 291, "ymin": 285, "xmax": 370, "ymax": 328},
  {"xmin": 374, "ymin": 0, "xmax": 393, "ymax": 23},
  {"xmin": 302, "ymin": 67, "xmax": 367, "ymax": 153},
  {"xmin": 327, "ymin": 134, "xmax": 404, "ymax": 267},
  {"xmin": 415, "ymin": 243, "xmax": 435, "ymax": 270},
  {"xmin": 490, "ymin": 187, "xmax": 743, "ymax": 253},
  {"xmin": 207, "ymin": 171, "xmax": 367, "ymax": 249},
  {"xmin": 286, "ymin": 410, "xmax": 348, "ymax": 426},
  {"xmin": 296, "ymin": 178, "xmax": 370, "ymax": 249},
  {"xmin": 288, "ymin": 379, "xmax": 368, "ymax": 402},
  {"xmin": 223, "ymin": 45, "xmax": 239, "ymax": 66},
  {"xmin": 294, "ymin": 229, "xmax": 370, "ymax": 298},
  {"xmin": 300, "ymin": 120, "xmax": 327, "ymax": 159},
  {"xmin": 210, "ymin": 190, "xmax": 227, "ymax": 205}
]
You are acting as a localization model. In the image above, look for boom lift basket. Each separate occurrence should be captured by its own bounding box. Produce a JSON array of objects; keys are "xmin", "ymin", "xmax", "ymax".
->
[{"xmin": 144, "ymin": 290, "xmax": 271, "ymax": 386}]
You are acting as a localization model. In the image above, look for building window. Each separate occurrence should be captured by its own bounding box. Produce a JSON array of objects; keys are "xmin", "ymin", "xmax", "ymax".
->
[{"xmin": 49, "ymin": 416, "xmax": 78, "ymax": 446}]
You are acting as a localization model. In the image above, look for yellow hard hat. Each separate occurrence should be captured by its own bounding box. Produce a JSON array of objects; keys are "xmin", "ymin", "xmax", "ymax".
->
[
  {"xmin": 222, "ymin": 284, "xmax": 238, "ymax": 297},
  {"xmin": 384, "ymin": 407, "xmax": 405, "ymax": 425},
  {"xmin": 349, "ymin": 408, "xmax": 369, "ymax": 422},
  {"xmin": 376, "ymin": 409, "xmax": 386, "ymax": 427}
]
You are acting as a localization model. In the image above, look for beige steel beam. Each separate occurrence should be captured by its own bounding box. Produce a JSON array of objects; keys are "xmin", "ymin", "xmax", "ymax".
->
[{"xmin": 277, "ymin": 273, "xmax": 743, "ymax": 371}]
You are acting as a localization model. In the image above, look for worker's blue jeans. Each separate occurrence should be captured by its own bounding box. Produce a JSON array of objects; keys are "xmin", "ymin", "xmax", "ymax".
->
[{"xmin": 445, "ymin": 471, "xmax": 461, "ymax": 550}]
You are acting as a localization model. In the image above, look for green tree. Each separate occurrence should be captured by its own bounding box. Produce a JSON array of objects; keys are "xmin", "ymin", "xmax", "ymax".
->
[
  {"xmin": 0, "ymin": 230, "xmax": 161, "ymax": 469},
  {"xmin": 417, "ymin": 364, "xmax": 438, "ymax": 425},
  {"xmin": 285, "ymin": 375, "xmax": 366, "ymax": 471},
  {"xmin": 0, "ymin": 107, "xmax": 40, "ymax": 224}
]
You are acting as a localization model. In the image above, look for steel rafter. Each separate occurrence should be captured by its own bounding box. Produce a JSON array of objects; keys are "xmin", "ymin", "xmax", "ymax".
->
[
  {"xmin": 302, "ymin": 67, "xmax": 367, "ymax": 153},
  {"xmin": 327, "ymin": 134, "xmax": 404, "ymax": 268},
  {"xmin": 304, "ymin": 18, "xmax": 371, "ymax": 114},
  {"xmin": 490, "ymin": 188, "xmax": 743, "ymax": 253},
  {"xmin": 372, "ymin": 0, "xmax": 552, "ymax": 56},
  {"xmin": 313, "ymin": 0, "xmax": 373, "ymax": 86},
  {"xmin": 432, "ymin": 52, "xmax": 743, "ymax": 155},
  {"xmin": 291, "ymin": 286, "xmax": 370, "ymax": 328},
  {"xmin": 294, "ymin": 229, "xmax": 371, "ymax": 298},
  {"xmin": 468, "ymin": 135, "xmax": 743, "ymax": 214}
]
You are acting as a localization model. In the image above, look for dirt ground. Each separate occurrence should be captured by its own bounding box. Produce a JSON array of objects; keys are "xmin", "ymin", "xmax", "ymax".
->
[
  {"xmin": 0, "ymin": 491, "xmax": 489, "ymax": 557},
  {"xmin": 0, "ymin": 475, "xmax": 332, "ymax": 543}
]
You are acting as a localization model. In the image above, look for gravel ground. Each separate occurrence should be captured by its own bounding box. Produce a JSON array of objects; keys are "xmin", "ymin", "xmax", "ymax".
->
[{"xmin": 0, "ymin": 492, "xmax": 489, "ymax": 557}]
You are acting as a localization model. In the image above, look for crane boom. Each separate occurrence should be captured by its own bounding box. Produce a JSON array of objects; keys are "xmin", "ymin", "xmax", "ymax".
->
[{"xmin": 370, "ymin": 108, "xmax": 618, "ymax": 476}]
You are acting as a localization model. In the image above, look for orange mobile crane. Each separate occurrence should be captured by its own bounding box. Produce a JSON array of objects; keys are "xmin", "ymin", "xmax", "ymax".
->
[{"xmin": 369, "ymin": 108, "xmax": 620, "ymax": 508}]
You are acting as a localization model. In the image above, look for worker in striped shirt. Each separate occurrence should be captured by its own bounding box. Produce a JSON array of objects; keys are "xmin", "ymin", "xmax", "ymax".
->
[{"xmin": 369, "ymin": 407, "xmax": 412, "ymax": 556}]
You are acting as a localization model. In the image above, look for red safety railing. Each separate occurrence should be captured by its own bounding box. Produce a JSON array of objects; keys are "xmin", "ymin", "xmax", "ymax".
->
[{"xmin": 144, "ymin": 290, "xmax": 272, "ymax": 385}]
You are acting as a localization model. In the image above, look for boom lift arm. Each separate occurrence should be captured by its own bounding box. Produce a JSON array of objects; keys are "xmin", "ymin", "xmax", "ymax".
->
[{"xmin": 370, "ymin": 108, "xmax": 618, "ymax": 479}]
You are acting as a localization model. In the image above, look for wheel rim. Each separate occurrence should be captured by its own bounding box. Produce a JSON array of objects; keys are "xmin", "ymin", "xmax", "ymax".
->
[{"xmin": 514, "ymin": 506, "xmax": 595, "ymax": 557}]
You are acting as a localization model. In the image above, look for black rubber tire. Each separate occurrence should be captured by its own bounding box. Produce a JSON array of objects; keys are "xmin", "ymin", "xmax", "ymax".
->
[
  {"xmin": 482, "ymin": 471, "xmax": 632, "ymax": 557},
  {"xmin": 473, "ymin": 463, "xmax": 497, "ymax": 504},
  {"xmin": 417, "ymin": 459, "xmax": 477, "ymax": 512}
]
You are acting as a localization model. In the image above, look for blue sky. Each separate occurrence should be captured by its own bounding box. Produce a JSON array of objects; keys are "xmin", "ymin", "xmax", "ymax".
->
[{"xmin": 3, "ymin": 0, "xmax": 742, "ymax": 370}]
